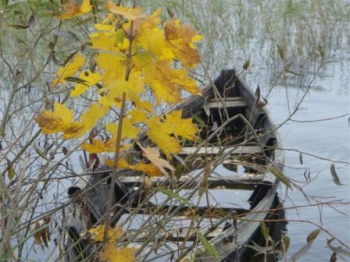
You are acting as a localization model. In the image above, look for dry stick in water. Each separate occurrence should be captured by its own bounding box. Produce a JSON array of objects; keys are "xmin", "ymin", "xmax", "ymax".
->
[{"xmin": 104, "ymin": 92, "xmax": 127, "ymax": 241}]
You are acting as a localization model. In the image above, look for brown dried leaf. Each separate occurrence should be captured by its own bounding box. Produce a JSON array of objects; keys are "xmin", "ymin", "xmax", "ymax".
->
[
  {"xmin": 62, "ymin": 146, "xmax": 68, "ymax": 155},
  {"xmin": 88, "ymin": 153, "xmax": 100, "ymax": 170},
  {"xmin": 330, "ymin": 163, "xmax": 342, "ymax": 186},
  {"xmin": 33, "ymin": 222, "xmax": 43, "ymax": 249},
  {"xmin": 136, "ymin": 142, "xmax": 175, "ymax": 176}
]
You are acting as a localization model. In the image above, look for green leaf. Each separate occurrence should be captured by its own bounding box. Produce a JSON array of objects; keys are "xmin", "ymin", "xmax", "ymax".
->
[
  {"xmin": 196, "ymin": 229, "xmax": 220, "ymax": 258},
  {"xmin": 64, "ymin": 77, "xmax": 88, "ymax": 85},
  {"xmin": 6, "ymin": 158, "xmax": 15, "ymax": 180},
  {"xmin": 243, "ymin": 58, "xmax": 250, "ymax": 70},
  {"xmin": 8, "ymin": 24, "xmax": 29, "ymax": 29},
  {"xmin": 318, "ymin": 44, "xmax": 325, "ymax": 58},
  {"xmin": 306, "ymin": 229, "xmax": 320, "ymax": 243},
  {"xmin": 284, "ymin": 69, "xmax": 303, "ymax": 76},
  {"xmin": 157, "ymin": 187, "xmax": 192, "ymax": 207},
  {"xmin": 268, "ymin": 165, "xmax": 291, "ymax": 189},
  {"xmin": 260, "ymin": 222, "xmax": 269, "ymax": 240},
  {"xmin": 277, "ymin": 44, "xmax": 285, "ymax": 61},
  {"xmin": 282, "ymin": 233, "xmax": 290, "ymax": 253},
  {"xmin": 55, "ymin": 30, "xmax": 80, "ymax": 42}
]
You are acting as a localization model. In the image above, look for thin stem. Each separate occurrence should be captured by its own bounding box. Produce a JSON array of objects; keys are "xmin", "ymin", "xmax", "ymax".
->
[{"xmin": 104, "ymin": 92, "xmax": 127, "ymax": 241}]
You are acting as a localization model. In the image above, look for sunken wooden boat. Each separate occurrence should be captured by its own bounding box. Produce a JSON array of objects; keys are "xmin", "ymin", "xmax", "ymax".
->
[{"xmin": 63, "ymin": 69, "xmax": 285, "ymax": 261}]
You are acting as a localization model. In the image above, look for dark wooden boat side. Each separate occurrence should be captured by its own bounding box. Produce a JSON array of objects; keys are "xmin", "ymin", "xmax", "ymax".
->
[{"xmin": 62, "ymin": 69, "xmax": 285, "ymax": 262}]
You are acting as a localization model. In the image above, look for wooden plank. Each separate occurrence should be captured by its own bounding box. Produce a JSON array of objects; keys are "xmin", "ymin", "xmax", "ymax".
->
[
  {"xmin": 206, "ymin": 97, "xmax": 247, "ymax": 108},
  {"xmin": 132, "ymin": 226, "xmax": 225, "ymax": 242},
  {"xmin": 180, "ymin": 145, "xmax": 262, "ymax": 156},
  {"xmin": 118, "ymin": 172, "xmax": 273, "ymax": 190}
]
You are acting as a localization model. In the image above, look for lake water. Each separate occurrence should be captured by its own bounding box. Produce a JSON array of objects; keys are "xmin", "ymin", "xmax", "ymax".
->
[
  {"xmin": 236, "ymin": 21, "xmax": 350, "ymax": 262},
  {"xmin": 267, "ymin": 58, "xmax": 350, "ymax": 260}
]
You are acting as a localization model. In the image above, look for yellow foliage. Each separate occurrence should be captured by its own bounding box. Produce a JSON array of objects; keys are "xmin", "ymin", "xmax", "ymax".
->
[
  {"xmin": 58, "ymin": 0, "xmax": 92, "ymax": 19},
  {"xmin": 51, "ymin": 54, "xmax": 85, "ymax": 88},
  {"xmin": 35, "ymin": 102, "xmax": 84, "ymax": 138},
  {"xmin": 104, "ymin": 158, "xmax": 162, "ymax": 176},
  {"xmin": 39, "ymin": 4, "xmax": 203, "ymax": 179},
  {"xmin": 135, "ymin": 9, "xmax": 175, "ymax": 60},
  {"xmin": 100, "ymin": 243, "xmax": 136, "ymax": 262},
  {"xmin": 89, "ymin": 225, "xmax": 123, "ymax": 243},
  {"xmin": 164, "ymin": 19, "xmax": 203, "ymax": 68},
  {"xmin": 147, "ymin": 111, "xmax": 197, "ymax": 159},
  {"xmin": 161, "ymin": 111, "xmax": 198, "ymax": 140},
  {"xmin": 79, "ymin": 104, "xmax": 109, "ymax": 135},
  {"xmin": 70, "ymin": 71, "xmax": 102, "ymax": 97},
  {"xmin": 105, "ymin": 3, "xmax": 145, "ymax": 20},
  {"xmin": 147, "ymin": 119, "xmax": 182, "ymax": 159},
  {"xmin": 106, "ymin": 118, "xmax": 140, "ymax": 141},
  {"xmin": 81, "ymin": 138, "xmax": 119, "ymax": 153}
]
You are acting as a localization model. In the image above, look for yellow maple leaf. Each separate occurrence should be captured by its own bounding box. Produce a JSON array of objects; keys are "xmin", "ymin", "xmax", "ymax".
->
[
  {"xmin": 62, "ymin": 122, "xmax": 85, "ymax": 139},
  {"xmin": 78, "ymin": 104, "xmax": 109, "ymax": 137},
  {"xmin": 134, "ymin": 57, "xmax": 199, "ymax": 104},
  {"xmin": 130, "ymin": 162, "xmax": 161, "ymax": 176},
  {"xmin": 81, "ymin": 138, "xmax": 121, "ymax": 153},
  {"xmin": 164, "ymin": 19, "xmax": 203, "ymax": 68},
  {"xmin": 146, "ymin": 112, "xmax": 197, "ymax": 159},
  {"xmin": 141, "ymin": 59, "xmax": 182, "ymax": 104},
  {"xmin": 89, "ymin": 225, "xmax": 123, "ymax": 243},
  {"xmin": 104, "ymin": 158, "xmax": 162, "ymax": 176},
  {"xmin": 51, "ymin": 54, "xmax": 85, "ymax": 88},
  {"xmin": 106, "ymin": 122, "xmax": 138, "ymax": 141},
  {"xmin": 136, "ymin": 142, "xmax": 174, "ymax": 176},
  {"xmin": 36, "ymin": 102, "xmax": 74, "ymax": 134},
  {"xmin": 100, "ymin": 243, "xmax": 136, "ymax": 262},
  {"xmin": 105, "ymin": 109, "xmax": 147, "ymax": 137},
  {"xmin": 58, "ymin": 0, "xmax": 92, "ymax": 19},
  {"xmin": 70, "ymin": 70, "xmax": 102, "ymax": 97},
  {"xmin": 147, "ymin": 116, "xmax": 182, "ymax": 159},
  {"xmin": 162, "ymin": 110, "xmax": 197, "ymax": 140},
  {"xmin": 135, "ymin": 9, "xmax": 175, "ymax": 60},
  {"xmin": 105, "ymin": 2, "xmax": 145, "ymax": 20}
]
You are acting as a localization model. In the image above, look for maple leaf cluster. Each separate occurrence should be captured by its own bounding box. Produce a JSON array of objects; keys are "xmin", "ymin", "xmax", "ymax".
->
[
  {"xmin": 89, "ymin": 225, "xmax": 136, "ymax": 262},
  {"xmin": 36, "ymin": 2, "xmax": 203, "ymax": 176}
]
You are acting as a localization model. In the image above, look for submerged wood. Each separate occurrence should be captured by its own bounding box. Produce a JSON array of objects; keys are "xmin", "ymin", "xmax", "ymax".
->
[{"xmin": 62, "ymin": 69, "xmax": 285, "ymax": 262}]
